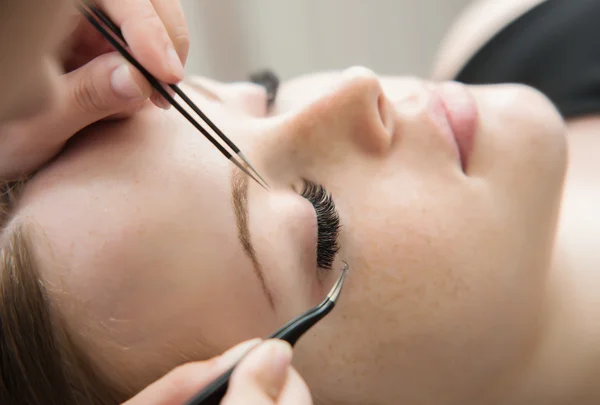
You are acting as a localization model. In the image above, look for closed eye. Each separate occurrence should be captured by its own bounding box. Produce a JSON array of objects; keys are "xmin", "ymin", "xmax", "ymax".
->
[{"xmin": 183, "ymin": 78, "xmax": 222, "ymax": 102}]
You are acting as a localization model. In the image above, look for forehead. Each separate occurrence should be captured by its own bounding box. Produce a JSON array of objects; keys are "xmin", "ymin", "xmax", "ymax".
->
[{"xmin": 15, "ymin": 87, "xmax": 254, "ymax": 318}]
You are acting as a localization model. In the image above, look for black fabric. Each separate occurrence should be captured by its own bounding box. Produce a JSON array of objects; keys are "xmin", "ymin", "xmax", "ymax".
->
[{"xmin": 454, "ymin": 0, "xmax": 600, "ymax": 118}]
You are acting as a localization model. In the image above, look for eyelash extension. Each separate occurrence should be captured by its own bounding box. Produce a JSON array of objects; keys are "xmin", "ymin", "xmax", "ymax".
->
[
  {"xmin": 300, "ymin": 180, "xmax": 341, "ymax": 270},
  {"xmin": 248, "ymin": 69, "xmax": 280, "ymax": 110}
]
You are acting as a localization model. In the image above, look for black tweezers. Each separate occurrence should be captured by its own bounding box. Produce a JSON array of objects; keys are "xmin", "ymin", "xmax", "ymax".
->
[
  {"xmin": 185, "ymin": 262, "xmax": 349, "ymax": 405},
  {"xmin": 76, "ymin": 0, "xmax": 269, "ymax": 190}
]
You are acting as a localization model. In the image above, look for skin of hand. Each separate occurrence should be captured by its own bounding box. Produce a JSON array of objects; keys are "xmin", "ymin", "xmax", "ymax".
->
[
  {"xmin": 0, "ymin": 0, "xmax": 190, "ymax": 181},
  {"xmin": 122, "ymin": 339, "xmax": 313, "ymax": 405}
]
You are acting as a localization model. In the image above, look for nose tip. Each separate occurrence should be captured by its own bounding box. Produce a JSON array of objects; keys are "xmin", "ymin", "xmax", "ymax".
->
[
  {"xmin": 334, "ymin": 66, "xmax": 395, "ymax": 154},
  {"xmin": 339, "ymin": 66, "xmax": 380, "ymax": 85},
  {"xmin": 337, "ymin": 66, "xmax": 383, "ymax": 102},
  {"xmin": 272, "ymin": 67, "xmax": 396, "ymax": 161}
]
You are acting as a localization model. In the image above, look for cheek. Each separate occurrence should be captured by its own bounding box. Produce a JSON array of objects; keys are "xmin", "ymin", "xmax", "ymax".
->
[{"xmin": 293, "ymin": 175, "xmax": 554, "ymax": 402}]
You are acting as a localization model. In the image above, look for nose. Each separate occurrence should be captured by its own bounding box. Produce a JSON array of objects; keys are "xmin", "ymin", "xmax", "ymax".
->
[{"xmin": 279, "ymin": 67, "xmax": 396, "ymax": 158}]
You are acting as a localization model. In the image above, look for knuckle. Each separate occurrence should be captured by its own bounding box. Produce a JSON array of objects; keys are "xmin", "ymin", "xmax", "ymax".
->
[
  {"xmin": 71, "ymin": 76, "xmax": 109, "ymax": 114},
  {"xmin": 139, "ymin": 11, "xmax": 169, "ymax": 39},
  {"xmin": 172, "ymin": 25, "xmax": 191, "ymax": 50}
]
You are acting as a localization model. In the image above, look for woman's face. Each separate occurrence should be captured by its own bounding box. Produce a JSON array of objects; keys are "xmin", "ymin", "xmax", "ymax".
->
[{"xmin": 16, "ymin": 68, "xmax": 567, "ymax": 403}]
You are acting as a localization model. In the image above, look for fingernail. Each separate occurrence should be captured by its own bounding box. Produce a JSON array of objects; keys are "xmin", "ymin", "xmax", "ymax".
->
[
  {"xmin": 111, "ymin": 64, "xmax": 146, "ymax": 100},
  {"xmin": 166, "ymin": 45, "xmax": 185, "ymax": 79},
  {"xmin": 218, "ymin": 338, "xmax": 262, "ymax": 368},
  {"xmin": 151, "ymin": 93, "xmax": 171, "ymax": 110}
]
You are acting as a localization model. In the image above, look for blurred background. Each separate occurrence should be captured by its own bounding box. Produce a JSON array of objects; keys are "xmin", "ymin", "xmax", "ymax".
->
[{"xmin": 180, "ymin": 0, "xmax": 473, "ymax": 81}]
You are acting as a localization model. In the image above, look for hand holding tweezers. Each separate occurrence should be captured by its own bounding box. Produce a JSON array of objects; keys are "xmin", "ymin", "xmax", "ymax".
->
[
  {"xmin": 185, "ymin": 262, "xmax": 349, "ymax": 405},
  {"xmin": 76, "ymin": 1, "xmax": 269, "ymax": 190}
]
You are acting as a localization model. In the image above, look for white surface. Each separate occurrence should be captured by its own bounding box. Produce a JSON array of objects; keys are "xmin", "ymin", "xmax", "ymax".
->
[{"xmin": 181, "ymin": 0, "xmax": 473, "ymax": 81}]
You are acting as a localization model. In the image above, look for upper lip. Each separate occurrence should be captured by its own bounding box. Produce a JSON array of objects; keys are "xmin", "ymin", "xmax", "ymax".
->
[
  {"xmin": 428, "ymin": 82, "xmax": 477, "ymax": 172},
  {"xmin": 420, "ymin": 85, "xmax": 462, "ymax": 163}
]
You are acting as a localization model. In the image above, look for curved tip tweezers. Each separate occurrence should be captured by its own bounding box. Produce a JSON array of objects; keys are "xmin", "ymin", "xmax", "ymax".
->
[{"xmin": 186, "ymin": 262, "xmax": 349, "ymax": 405}]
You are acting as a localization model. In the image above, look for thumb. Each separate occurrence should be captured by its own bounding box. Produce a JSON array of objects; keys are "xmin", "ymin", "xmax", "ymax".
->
[{"xmin": 63, "ymin": 52, "xmax": 152, "ymax": 131}]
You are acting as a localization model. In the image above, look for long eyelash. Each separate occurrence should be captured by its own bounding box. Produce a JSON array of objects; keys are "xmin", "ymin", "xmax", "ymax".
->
[{"xmin": 301, "ymin": 180, "xmax": 341, "ymax": 270}]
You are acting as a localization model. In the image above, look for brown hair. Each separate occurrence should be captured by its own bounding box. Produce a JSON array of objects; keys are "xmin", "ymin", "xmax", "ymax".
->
[{"xmin": 0, "ymin": 180, "xmax": 130, "ymax": 405}]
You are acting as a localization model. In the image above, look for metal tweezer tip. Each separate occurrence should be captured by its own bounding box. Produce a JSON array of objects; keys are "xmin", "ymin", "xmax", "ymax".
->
[
  {"xmin": 326, "ymin": 262, "xmax": 349, "ymax": 303},
  {"xmin": 237, "ymin": 152, "xmax": 271, "ymax": 190}
]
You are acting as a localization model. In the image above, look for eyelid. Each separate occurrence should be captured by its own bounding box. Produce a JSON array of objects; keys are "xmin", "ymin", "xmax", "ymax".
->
[
  {"xmin": 183, "ymin": 78, "xmax": 268, "ymax": 117},
  {"xmin": 183, "ymin": 78, "xmax": 223, "ymax": 102}
]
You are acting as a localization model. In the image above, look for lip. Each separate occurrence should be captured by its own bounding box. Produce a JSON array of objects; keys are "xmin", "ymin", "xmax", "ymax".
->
[
  {"xmin": 436, "ymin": 82, "xmax": 478, "ymax": 171},
  {"xmin": 428, "ymin": 82, "xmax": 478, "ymax": 171}
]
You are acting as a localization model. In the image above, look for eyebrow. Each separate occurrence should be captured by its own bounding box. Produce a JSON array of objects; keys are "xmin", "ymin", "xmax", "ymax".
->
[{"xmin": 231, "ymin": 167, "xmax": 275, "ymax": 309}]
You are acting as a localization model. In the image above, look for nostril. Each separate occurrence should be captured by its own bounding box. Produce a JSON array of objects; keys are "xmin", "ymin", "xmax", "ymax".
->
[
  {"xmin": 377, "ymin": 93, "xmax": 385, "ymax": 120},
  {"xmin": 377, "ymin": 93, "xmax": 395, "ymax": 140},
  {"xmin": 377, "ymin": 93, "xmax": 386, "ymax": 126}
]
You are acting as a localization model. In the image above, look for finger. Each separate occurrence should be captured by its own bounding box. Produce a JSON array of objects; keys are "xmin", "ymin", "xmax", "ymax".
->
[
  {"xmin": 97, "ymin": 0, "xmax": 185, "ymax": 84},
  {"xmin": 123, "ymin": 339, "xmax": 261, "ymax": 405},
  {"xmin": 150, "ymin": 88, "xmax": 175, "ymax": 111},
  {"xmin": 222, "ymin": 340, "xmax": 294, "ymax": 405},
  {"xmin": 5, "ymin": 52, "xmax": 152, "ymax": 153},
  {"xmin": 61, "ymin": 16, "xmax": 117, "ymax": 72},
  {"xmin": 62, "ymin": 52, "xmax": 152, "ymax": 133},
  {"xmin": 147, "ymin": 0, "xmax": 190, "ymax": 111},
  {"xmin": 0, "ymin": 53, "xmax": 153, "ymax": 179},
  {"xmin": 277, "ymin": 368, "xmax": 314, "ymax": 405},
  {"xmin": 150, "ymin": 0, "xmax": 190, "ymax": 64}
]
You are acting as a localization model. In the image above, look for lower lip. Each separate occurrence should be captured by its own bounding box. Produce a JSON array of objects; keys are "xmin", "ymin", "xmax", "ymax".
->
[{"xmin": 437, "ymin": 82, "xmax": 478, "ymax": 171}]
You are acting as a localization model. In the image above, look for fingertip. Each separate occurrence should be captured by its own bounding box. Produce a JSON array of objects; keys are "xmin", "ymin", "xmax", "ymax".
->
[
  {"xmin": 175, "ymin": 35, "xmax": 191, "ymax": 66},
  {"xmin": 120, "ymin": 22, "xmax": 183, "ymax": 84},
  {"xmin": 96, "ymin": 0, "xmax": 188, "ymax": 83},
  {"xmin": 232, "ymin": 339, "xmax": 293, "ymax": 399},
  {"xmin": 150, "ymin": 92, "xmax": 171, "ymax": 110},
  {"xmin": 166, "ymin": 45, "xmax": 185, "ymax": 81},
  {"xmin": 146, "ymin": 0, "xmax": 191, "ymax": 69},
  {"xmin": 217, "ymin": 338, "xmax": 263, "ymax": 368}
]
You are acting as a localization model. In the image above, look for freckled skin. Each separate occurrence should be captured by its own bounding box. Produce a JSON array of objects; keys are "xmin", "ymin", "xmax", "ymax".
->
[{"xmin": 18, "ymin": 69, "xmax": 566, "ymax": 404}]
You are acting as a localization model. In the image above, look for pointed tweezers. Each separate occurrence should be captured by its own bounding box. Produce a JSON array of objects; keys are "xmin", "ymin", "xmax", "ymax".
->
[
  {"xmin": 76, "ymin": 1, "xmax": 269, "ymax": 190},
  {"xmin": 185, "ymin": 262, "xmax": 349, "ymax": 405}
]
